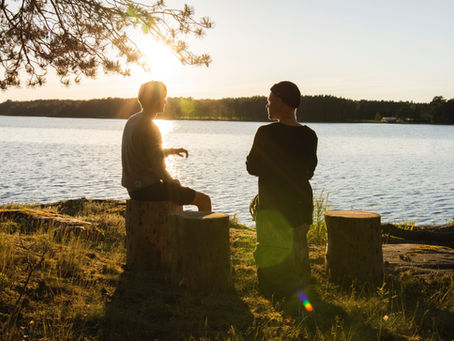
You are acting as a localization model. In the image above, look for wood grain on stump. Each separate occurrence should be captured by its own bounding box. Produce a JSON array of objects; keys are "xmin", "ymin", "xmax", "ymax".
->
[
  {"xmin": 125, "ymin": 199, "xmax": 177, "ymax": 273},
  {"xmin": 324, "ymin": 210, "xmax": 383, "ymax": 285},
  {"xmin": 169, "ymin": 211, "xmax": 232, "ymax": 290}
]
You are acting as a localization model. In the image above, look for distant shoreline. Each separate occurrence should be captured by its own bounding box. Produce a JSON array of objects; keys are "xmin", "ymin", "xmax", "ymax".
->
[
  {"xmin": 2, "ymin": 95, "xmax": 452, "ymax": 124},
  {"xmin": 0, "ymin": 113, "xmax": 438, "ymax": 125}
]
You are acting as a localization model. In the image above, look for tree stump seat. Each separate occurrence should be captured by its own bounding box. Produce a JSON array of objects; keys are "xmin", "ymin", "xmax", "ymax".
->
[
  {"xmin": 125, "ymin": 200, "xmax": 232, "ymax": 291},
  {"xmin": 324, "ymin": 210, "xmax": 383, "ymax": 285},
  {"xmin": 125, "ymin": 200, "xmax": 177, "ymax": 273},
  {"xmin": 169, "ymin": 211, "xmax": 232, "ymax": 290}
]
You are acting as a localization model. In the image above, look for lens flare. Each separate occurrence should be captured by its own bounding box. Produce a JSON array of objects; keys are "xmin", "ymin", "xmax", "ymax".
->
[{"xmin": 296, "ymin": 290, "xmax": 313, "ymax": 312}]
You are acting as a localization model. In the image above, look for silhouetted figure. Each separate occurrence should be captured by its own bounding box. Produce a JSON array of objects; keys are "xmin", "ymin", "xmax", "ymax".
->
[
  {"xmin": 246, "ymin": 81, "xmax": 318, "ymax": 297},
  {"xmin": 122, "ymin": 81, "xmax": 211, "ymax": 211}
]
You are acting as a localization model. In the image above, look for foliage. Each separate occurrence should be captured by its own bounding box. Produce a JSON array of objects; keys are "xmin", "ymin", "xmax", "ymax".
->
[
  {"xmin": 0, "ymin": 0, "xmax": 213, "ymax": 89},
  {"xmin": 2, "ymin": 94, "xmax": 454, "ymax": 124},
  {"xmin": 429, "ymin": 96, "xmax": 454, "ymax": 124},
  {"xmin": 307, "ymin": 191, "xmax": 329, "ymax": 245}
]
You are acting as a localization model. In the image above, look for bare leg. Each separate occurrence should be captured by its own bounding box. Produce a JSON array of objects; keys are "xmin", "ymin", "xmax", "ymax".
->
[{"xmin": 191, "ymin": 191, "xmax": 212, "ymax": 211}]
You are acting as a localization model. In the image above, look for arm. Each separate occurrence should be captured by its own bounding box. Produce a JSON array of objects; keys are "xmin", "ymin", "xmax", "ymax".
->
[
  {"xmin": 246, "ymin": 127, "xmax": 265, "ymax": 176},
  {"xmin": 142, "ymin": 123, "xmax": 175, "ymax": 182},
  {"xmin": 304, "ymin": 131, "xmax": 318, "ymax": 180},
  {"xmin": 163, "ymin": 148, "xmax": 189, "ymax": 158},
  {"xmin": 308, "ymin": 133, "xmax": 318, "ymax": 179}
]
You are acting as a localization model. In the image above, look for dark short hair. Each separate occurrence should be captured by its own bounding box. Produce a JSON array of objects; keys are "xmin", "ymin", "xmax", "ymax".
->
[
  {"xmin": 270, "ymin": 81, "xmax": 301, "ymax": 109},
  {"xmin": 138, "ymin": 81, "xmax": 167, "ymax": 109}
]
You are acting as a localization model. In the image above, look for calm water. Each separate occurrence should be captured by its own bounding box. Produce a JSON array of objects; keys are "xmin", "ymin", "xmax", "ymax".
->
[{"xmin": 1, "ymin": 116, "xmax": 453, "ymax": 226}]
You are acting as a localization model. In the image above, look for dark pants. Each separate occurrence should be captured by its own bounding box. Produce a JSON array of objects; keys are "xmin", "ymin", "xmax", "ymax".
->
[
  {"xmin": 128, "ymin": 181, "xmax": 196, "ymax": 205},
  {"xmin": 254, "ymin": 209, "xmax": 310, "ymax": 297}
]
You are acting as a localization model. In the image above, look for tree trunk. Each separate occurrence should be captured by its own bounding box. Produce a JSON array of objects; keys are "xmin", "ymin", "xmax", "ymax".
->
[
  {"xmin": 125, "ymin": 200, "xmax": 177, "ymax": 274},
  {"xmin": 169, "ymin": 211, "xmax": 232, "ymax": 291},
  {"xmin": 325, "ymin": 210, "xmax": 383, "ymax": 285}
]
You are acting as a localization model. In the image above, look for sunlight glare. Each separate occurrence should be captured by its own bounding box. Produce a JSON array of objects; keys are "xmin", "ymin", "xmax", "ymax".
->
[
  {"xmin": 155, "ymin": 119, "xmax": 178, "ymax": 178},
  {"xmin": 155, "ymin": 119, "xmax": 175, "ymax": 138},
  {"xmin": 132, "ymin": 34, "xmax": 182, "ymax": 83}
]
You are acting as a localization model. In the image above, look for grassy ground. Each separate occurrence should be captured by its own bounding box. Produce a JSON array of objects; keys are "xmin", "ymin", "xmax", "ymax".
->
[{"xmin": 0, "ymin": 198, "xmax": 453, "ymax": 340}]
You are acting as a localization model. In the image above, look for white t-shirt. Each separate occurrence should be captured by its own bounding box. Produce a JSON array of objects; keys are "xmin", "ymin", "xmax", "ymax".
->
[{"xmin": 121, "ymin": 112, "xmax": 168, "ymax": 190}]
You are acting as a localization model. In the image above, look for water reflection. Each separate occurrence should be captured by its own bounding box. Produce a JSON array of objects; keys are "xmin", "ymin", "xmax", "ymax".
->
[
  {"xmin": 1, "ymin": 116, "xmax": 453, "ymax": 226},
  {"xmin": 154, "ymin": 119, "xmax": 175, "ymax": 137}
]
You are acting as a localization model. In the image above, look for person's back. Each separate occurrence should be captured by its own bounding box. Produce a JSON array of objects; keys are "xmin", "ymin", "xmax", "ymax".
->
[
  {"xmin": 246, "ymin": 81, "xmax": 318, "ymax": 297},
  {"xmin": 247, "ymin": 122, "xmax": 317, "ymax": 227},
  {"xmin": 121, "ymin": 81, "xmax": 211, "ymax": 211},
  {"xmin": 122, "ymin": 112, "xmax": 165, "ymax": 190}
]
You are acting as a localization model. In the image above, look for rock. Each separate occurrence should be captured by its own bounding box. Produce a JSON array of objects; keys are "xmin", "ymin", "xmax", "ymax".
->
[
  {"xmin": 0, "ymin": 208, "xmax": 92, "ymax": 231},
  {"xmin": 0, "ymin": 208, "xmax": 103, "ymax": 241},
  {"xmin": 383, "ymin": 243, "xmax": 454, "ymax": 279}
]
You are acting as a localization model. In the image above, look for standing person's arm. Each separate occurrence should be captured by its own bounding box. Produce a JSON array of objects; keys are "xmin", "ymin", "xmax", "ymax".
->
[
  {"xmin": 306, "ymin": 131, "xmax": 318, "ymax": 180},
  {"xmin": 246, "ymin": 127, "xmax": 265, "ymax": 176}
]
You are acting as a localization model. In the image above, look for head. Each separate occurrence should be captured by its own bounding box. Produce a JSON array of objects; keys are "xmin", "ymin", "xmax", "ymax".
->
[
  {"xmin": 138, "ymin": 81, "xmax": 167, "ymax": 113},
  {"xmin": 266, "ymin": 81, "xmax": 301, "ymax": 121}
]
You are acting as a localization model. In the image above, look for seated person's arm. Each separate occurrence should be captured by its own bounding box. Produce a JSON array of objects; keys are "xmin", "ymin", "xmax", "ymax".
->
[{"xmin": 163, "ymin": 148, "xmax": 189, "ymax": 158}]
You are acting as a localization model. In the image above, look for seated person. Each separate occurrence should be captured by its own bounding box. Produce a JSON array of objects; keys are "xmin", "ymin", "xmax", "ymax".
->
[{"xmin": 121, "ymin": 81, "xmax": 211, "ymax": 211}]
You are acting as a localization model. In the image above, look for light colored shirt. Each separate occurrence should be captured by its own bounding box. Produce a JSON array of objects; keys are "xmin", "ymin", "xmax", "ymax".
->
[{"xmin": 121, "ymin": 112, "xmax": 170, "ymax": 190}]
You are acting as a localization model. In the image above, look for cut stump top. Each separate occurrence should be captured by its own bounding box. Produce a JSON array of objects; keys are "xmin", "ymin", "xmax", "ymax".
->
[
  {"xmin": 169, "ymin": 211, "xmax": 229, "ymax": 221},
  {"xmin": 325, "ymin": 210, "xmax": 380, "ymax": 219}
]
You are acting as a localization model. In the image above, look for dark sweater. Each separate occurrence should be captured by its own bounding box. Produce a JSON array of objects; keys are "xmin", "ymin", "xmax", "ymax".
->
[{"xmin": 246, "ymin": 122, "xmax": 318, "ymax": 226}]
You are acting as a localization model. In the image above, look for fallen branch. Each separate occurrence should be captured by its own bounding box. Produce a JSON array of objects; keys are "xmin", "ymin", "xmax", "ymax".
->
[{"xmin": 381, "ymin": 223, "xmax": 454, "ymax": 247}]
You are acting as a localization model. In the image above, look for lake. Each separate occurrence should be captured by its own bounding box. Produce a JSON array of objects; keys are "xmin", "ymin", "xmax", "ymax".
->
[{"xmin": 1, "ymin": 115, "xmax": 453, "ymax": 226}]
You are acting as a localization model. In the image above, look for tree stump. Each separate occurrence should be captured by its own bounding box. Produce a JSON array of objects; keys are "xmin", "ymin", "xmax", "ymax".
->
[
  {"xmin": 168, "ymin": 211, "xmax": 232, "ymax": 291},
  {"xmin": 125, "ymin": 199, "xmax": 177, "ymax": 273},
  {"xmin": 324, "ymin": 210, "xmax": 383, "ymax": 285}
]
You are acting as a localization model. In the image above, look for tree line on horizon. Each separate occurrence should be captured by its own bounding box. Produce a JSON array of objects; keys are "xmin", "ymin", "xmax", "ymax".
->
[{"xmin": 0, "ymin": 95, "xmax": 453, "ymax": 124}]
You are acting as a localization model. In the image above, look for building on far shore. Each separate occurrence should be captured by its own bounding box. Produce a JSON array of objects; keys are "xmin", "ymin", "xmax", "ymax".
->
[{"xmin": 381, "ymin": 116, "xmax": 398, "ymax": 123}]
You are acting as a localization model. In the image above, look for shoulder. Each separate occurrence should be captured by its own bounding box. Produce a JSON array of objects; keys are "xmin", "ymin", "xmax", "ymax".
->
[
  {"xmin": 125, "ymin": 112, "xmax": 142, "ymax": 127},
  {"xmin": 127, "ymin": 112, "xmax": 142, "ymax": 121},
  {"xmin": 256, "ymin": 122, "xmax": 279, "ymax": 134},
  {"xmin": 253, "ymin": 123, "xmax": 276, "ymax": 142},
  {"xmin": 299, "ymin": 125, "xmax": 317, "ymax": 139}
]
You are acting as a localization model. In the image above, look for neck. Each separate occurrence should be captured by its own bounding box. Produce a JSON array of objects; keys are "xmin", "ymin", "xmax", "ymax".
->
[
  {"xmin": 277, "ymin": 111, "xmax": 300, "ymax": 126},
  {"xmin": 141, "ymin": 108, "xmax": 159, "ymax": 118}
]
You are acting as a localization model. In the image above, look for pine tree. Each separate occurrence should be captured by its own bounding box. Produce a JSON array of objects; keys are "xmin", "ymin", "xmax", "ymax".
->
[{"xmin": 0, "ymin": 0, "xmax": 213, "ymax": 89}]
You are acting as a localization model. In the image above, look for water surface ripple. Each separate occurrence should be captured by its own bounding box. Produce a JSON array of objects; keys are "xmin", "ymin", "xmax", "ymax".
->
[{"xmin": 1, "ymin": 116, "xmax": 453, "ymax": 226}]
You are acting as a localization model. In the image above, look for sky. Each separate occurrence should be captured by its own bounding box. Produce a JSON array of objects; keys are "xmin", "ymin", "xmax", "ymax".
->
[{"xmin": 2, "ymin": 0, "xmax": 454, "ymax": 102}]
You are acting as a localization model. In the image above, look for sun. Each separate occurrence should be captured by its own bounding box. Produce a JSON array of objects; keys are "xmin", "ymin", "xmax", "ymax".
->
[{"xmin": 132, "ymin": 34, "xmax": 182, "ymax": 81}]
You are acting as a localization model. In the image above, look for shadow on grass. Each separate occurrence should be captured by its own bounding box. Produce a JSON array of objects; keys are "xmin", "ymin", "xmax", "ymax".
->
[
  {"xmin": 276, "ymin": 283, "xmax": 397, "ymax": 341},
  {"xmin": 102, "ymin": 270, "xmax": 253, "ymax": 340}
]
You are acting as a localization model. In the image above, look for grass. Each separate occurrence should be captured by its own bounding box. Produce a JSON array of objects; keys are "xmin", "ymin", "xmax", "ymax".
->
[{"xmin": 0, "ymin": 198, "xmax": 452, "ymax": 340}]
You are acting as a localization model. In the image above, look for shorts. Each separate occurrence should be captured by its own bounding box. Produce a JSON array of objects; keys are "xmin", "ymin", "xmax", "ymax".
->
[{"xmin": 128, "ymin": 181, "xmax": 196, "ymax": 205}]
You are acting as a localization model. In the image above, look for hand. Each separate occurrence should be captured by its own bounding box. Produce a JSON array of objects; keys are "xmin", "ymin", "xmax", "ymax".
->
[{"xmin": 172, "ymin": 148, "xmax": 188, "ymax": 158}]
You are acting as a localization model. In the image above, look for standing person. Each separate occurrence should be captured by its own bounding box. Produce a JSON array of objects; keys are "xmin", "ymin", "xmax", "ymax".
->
[
  {"xmin": 122, "ymin": 81, "xmax": 211, "ymax": 211},
  {"xmin": 246, "ymin": 81, "xmax": 318, "ymax": 297}
]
